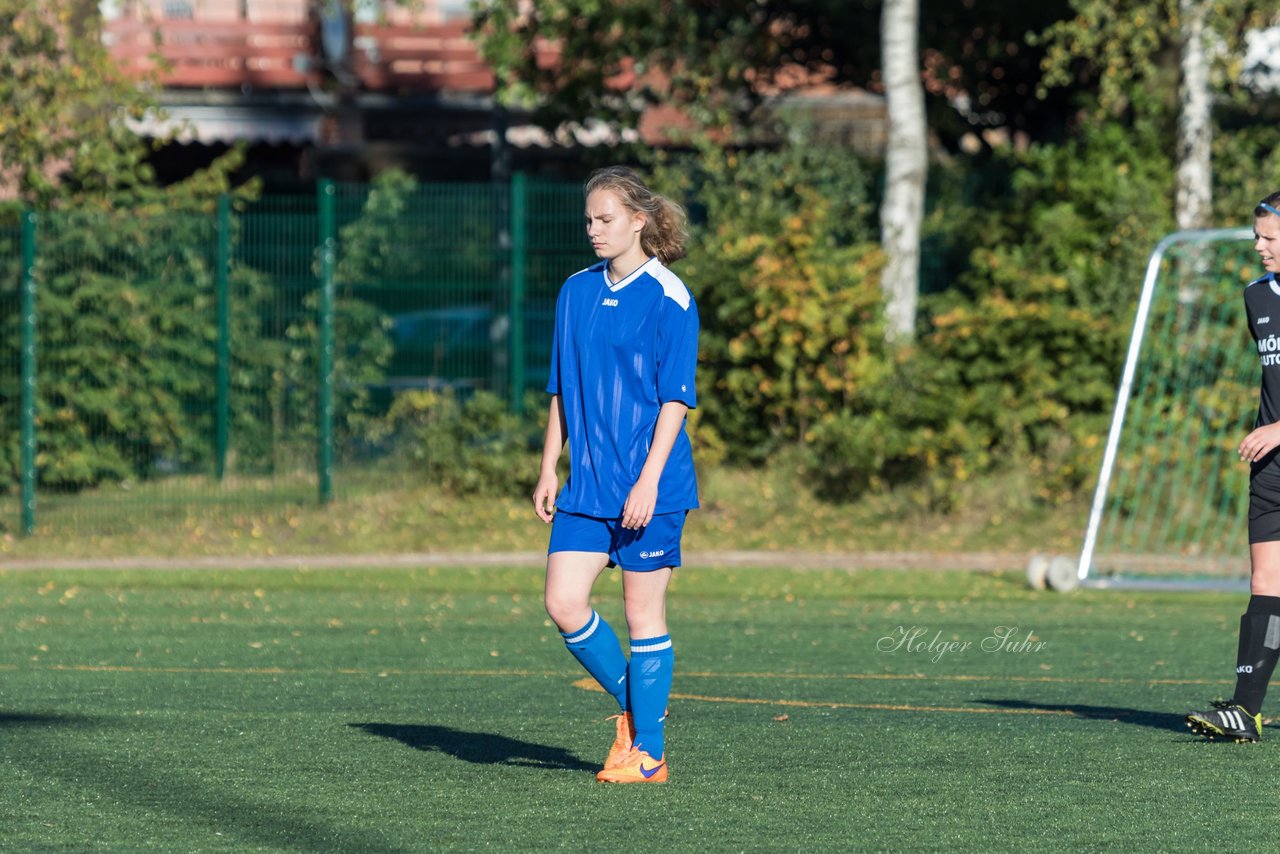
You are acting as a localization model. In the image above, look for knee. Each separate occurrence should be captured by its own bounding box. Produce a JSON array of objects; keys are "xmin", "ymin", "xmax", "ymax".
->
[
  {"xmin": 545, "ymin": 590, "xmax": 591, "ymax": 633},
  {"xmin": 1250, "ymin": 542, "xmax": 1280, "ymax": 595},
  {"xmin": 624, "ymin": 600, "xmax": 666, "ymax": 638}
]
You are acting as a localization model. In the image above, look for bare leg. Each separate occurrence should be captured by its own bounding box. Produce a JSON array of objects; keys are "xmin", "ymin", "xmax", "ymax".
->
[
  {"xmin": 621, "ymin": 566, "xmax": 672, "ymax": 638},
  {"xmin": 1251, "ymin": 541, "xmax": 1280, "ymax": 595},
  {"xmin": 544, "ymin": 550, "xmax": 610, "ymax": 632}
]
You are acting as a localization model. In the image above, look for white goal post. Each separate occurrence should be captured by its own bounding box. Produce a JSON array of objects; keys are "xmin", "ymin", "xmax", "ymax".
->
[{"xmin": 1076, "ymin": 227, "xmax": 1256, "ymax": 585}]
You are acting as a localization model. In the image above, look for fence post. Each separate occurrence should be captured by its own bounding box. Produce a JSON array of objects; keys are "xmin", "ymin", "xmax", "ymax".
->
[
  {"xmin": 215, "ymin": 194, "xmax": 231, "ymax": 481},
  {"xmin": 510, "ymin": 172, "xmax": 527, "ymax": 414},
  {"xmin": 19, "ymin": 211, "xmax": 37, "ymax": 535},
  {"xmin": 317, "ymin": 180, "xmax": 336, "ymax": 504}
]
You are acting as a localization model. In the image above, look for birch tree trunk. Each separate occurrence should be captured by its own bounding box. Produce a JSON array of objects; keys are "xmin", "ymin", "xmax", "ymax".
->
[
  {"xmin": 1176, "ymin": 0, "xmax": 1212, "ymax": 230},
  {"xmin": 879, "ymin": 0, "xmax": 927, "ymax": 342}
]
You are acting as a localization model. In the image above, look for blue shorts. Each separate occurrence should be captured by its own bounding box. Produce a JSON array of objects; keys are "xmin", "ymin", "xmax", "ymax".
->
[{"xmin": 548, "ymin": 511, "xmax": 687, "ymax": 571}]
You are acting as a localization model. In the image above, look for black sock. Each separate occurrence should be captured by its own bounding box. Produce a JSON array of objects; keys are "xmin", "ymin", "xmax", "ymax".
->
[{"xmin": 1231, "ymin": 594, "xmax": 1280, "ymax": 716}]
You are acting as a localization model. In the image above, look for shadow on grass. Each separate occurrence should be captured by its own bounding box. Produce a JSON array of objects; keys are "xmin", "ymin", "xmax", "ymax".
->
[
  {"xmin": 350, "ymin": 723, "xmax": 597, "ymax": 771},
  {"xmin": 4, "ymin": 716, "xmax": 407, "ymax": 852},
  {"xmin": 0, "ymin": 711, "xmax": 94, "ymax": 727},
  {"xmin": 977, "ymin": 699, "xmax": 1190, "ymax": 733}
]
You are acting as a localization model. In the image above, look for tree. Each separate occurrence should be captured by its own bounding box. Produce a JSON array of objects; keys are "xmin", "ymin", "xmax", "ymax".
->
[
  {"xmin": 469, "ymin": 0, "xmax": 785, "ymax": 138},
  {"xmin": 0, "ymin": 0, "xmax": 251, "ymax": 494},
  {"xmin": 472, "ymin": 1, "xmax": 1081, "ymax": 147},
  {"xmin": 0, "ymin": 0, "xmax": 241, "ymax": 208},
  {"xmin": 879, "ymin": 0, "xmax": 926, "ymax": 340},
  {"xmin": 469, "ymin": 0, "xmax": 1078, "ymax": 344},
  {"xmin": 1175, "ymin": 0, "xmax": 1212, "ymax": 230},
  {"xmin": 1037, "ymin": 0, "xmax": 1272, "ymax": 228}
]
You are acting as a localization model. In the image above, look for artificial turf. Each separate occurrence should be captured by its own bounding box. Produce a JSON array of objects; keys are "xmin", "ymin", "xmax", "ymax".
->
[{"xmin": 0, "ymin": 565, "xmax": 1266, "ymax": 851}]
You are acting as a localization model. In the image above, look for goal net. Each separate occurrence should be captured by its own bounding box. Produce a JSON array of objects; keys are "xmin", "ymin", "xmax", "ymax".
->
[{"xmin": 1078, "ymin": 228, "xmax": 1259, "ymax": 584}]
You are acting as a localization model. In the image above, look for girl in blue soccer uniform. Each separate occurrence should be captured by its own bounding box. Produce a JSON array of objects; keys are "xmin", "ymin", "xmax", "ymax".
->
[{"xmin": 533, "ymin": 166, "xmax": 698, "ymax": 783}]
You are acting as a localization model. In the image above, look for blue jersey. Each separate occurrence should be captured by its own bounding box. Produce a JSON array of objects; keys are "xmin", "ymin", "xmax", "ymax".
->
[{"xmin": 546, "ymin": 257, "xmax": 699, "ymax": 518}]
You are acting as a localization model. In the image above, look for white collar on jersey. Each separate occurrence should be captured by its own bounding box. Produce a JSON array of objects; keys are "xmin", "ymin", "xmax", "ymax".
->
[{"xmin": 605, "ymin": 256, "xmax": 658, "ymax": 291}]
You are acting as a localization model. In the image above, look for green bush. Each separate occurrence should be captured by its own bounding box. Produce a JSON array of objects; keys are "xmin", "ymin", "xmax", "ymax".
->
[
  {"xmin": 929, "ymin": 121, "xmax": 1172, "ymax": 501},
  {"xmin": 0, "ymin": 186, "xmax": 402, "ymax": 493},
  {"xmin": 273, "ymin": 291, "xmax": 393, "ymax": 461},
  {"xmin": 654, "ymin": 143, "xmax": 886, "ymax": 462},
  {"xmin": 801, "ymin": 121, "xmax": 1172, "ymax": 504},
  {"xmin": 1212, "ymin": 127, "xmax": 1280, "ymax": 225},
  {"xmin": 382, "ymin": 389, "xmax": 544, "ymax": 495},
  {"xmin": 2, "ymin": 206, "xmax": 287, "ymax": 491}
]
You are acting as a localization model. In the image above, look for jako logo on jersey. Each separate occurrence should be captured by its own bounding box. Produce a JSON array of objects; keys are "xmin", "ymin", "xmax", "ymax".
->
[
  {"xmin": 639, "ymin": 550, "xmax": 666, "ymax": 559},
  {"xmin": 602, "ymin": 298, "xmax": 619, "ymax": 307},
  {"xmin": 1239, "ymin": 665, "xmax": 1255, "ymax": 674},
  {"xmin": 1261, "ymin": 317, "xmax": 1272, "ymax": 324}
]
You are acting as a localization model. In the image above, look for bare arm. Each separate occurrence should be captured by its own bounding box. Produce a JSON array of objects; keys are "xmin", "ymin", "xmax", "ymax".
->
[
  {"xmin": 1240, "ymin": 422, "xmax": 1280, "ymax": 464},
  {"xmin": 621, "ymin": 401, "xmax": 690, "ymax": 529},
  {"xmin": 532, "ymin": 395, "xmax": 566, "ymax": 523}
]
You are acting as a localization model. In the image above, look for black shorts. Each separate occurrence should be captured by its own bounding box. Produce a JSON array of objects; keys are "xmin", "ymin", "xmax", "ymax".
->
[{"xmin": 1250, "ymin": 455, "xmax": 1280, "ymax": 543}]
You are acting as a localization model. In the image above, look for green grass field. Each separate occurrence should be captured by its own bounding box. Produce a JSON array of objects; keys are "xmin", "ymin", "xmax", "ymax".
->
[{"xmin": 0, "ymin": 564, "xmax": 1263, "ymax": 851}]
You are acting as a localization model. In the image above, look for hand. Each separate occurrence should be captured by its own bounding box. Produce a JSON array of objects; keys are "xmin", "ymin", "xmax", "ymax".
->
[
  {"xmin": 621, "ymin": 478, "xmax": 658, "ymax": 530},
  {"xmin": 1239, "ymin": 423, "xmax": 1280, "ymax": 464},
  {"xmin": 532, "ymin": 472, "xmax": 558, "ymax": 523}
]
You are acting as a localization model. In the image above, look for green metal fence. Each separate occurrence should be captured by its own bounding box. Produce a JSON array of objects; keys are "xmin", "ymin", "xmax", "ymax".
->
[
  {"xmin": 0, "ymin": 221, "xmax": 23, "ymax": 535},
  {"xmin": 0, "ymin": 176, "xmax": 586, "ymax": 537}
]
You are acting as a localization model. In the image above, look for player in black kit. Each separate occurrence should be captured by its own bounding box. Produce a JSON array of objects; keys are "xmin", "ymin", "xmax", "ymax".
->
[{"xmin": 1187, "ymin": 192, "xmax": 1280, "ymax": 742}]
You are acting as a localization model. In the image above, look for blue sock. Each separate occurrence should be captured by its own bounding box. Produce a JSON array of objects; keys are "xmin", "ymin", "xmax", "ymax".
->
[
  {"xmin": 561, "ymin": 611, "xmax": 628, "ymax": 712},
  {"xmin": 628, "ymin": 634, "xmax": 673, "ymax": 758}
]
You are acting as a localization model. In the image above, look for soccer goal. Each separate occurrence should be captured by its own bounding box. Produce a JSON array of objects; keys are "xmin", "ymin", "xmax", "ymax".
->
[{"xmin": 1073, "ymin": 227, "xmax": 1258, "ymax": 588}]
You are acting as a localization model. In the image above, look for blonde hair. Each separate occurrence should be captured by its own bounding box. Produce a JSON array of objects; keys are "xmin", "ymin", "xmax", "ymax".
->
[{"xmin": 585, "ymin": 166, "xmax": 688, "ymax": 265}]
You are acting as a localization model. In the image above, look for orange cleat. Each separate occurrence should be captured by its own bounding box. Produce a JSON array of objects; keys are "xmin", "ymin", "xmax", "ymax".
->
[
  {"xmin": 596, "ymin": 747, "xmax": 668, "ymax": 784},
  {"xmin": 603, "ymin": 712, "xmax": 634, "ymax": 769}
]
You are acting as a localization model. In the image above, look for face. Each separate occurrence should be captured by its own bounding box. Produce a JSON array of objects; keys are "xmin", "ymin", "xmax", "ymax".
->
[
  {"xmin": 585, "ymin": 189, "xmax": 645, "ymax": 264},
  {"xmin": 1256, "ymin": 213, "xmax": 1280, "ymax": 274}
]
